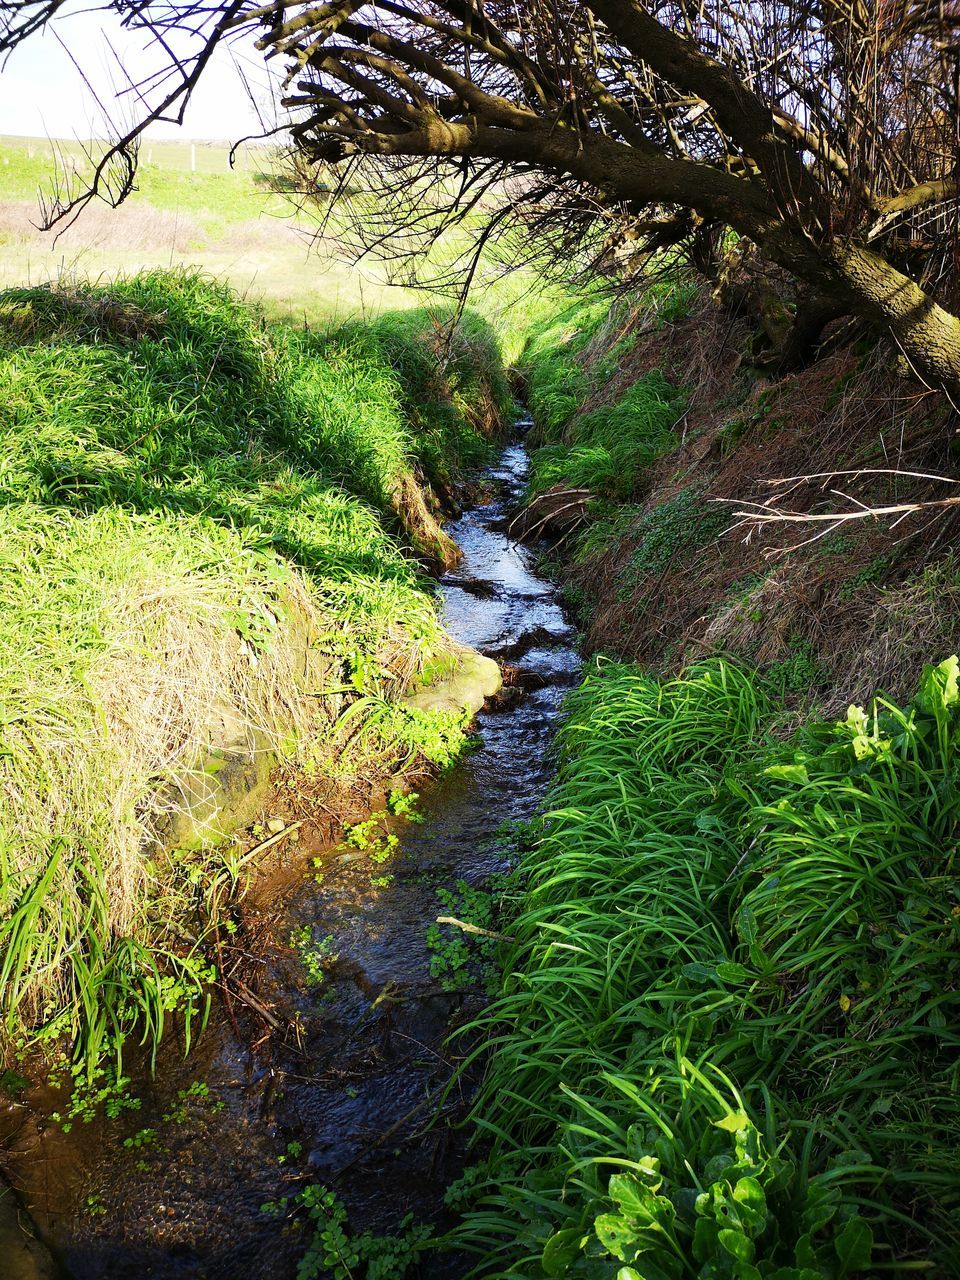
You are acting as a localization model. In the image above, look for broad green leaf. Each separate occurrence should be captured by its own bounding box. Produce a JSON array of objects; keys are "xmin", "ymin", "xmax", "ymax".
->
[
  {"xmin": 919, "ymin": 655, "xmax": 960, "ymax": 715},
  {"xmin": 732, "ymin": 1177, "xmax": 767, "ymax": 1231},
  {"xmin": 692, "ymin": 1217, "xmax": 718, "ymax": 1264},
  {"xmin": 835, "ymin": 1217, "xmax": 873, "ymax": 1274},
  {"xmin": 718, "ymin": 1228, "xmax": 755, "ymax": 1263},
  {"xmin": 713, "ymin": 1111, "xmax": 751, "ymax": 1133},
  {"xmin": 736, "ymin": 905, "xmax": 758, "ymax": 945},
  {"xmin": 801, "ymin": 1183, "xmax": 840, "ymax": 1234},
  {"xmin": 716, "ymin": 962, "xmax": 753, "ymax": 984},
  {"xmin": 794, "ymin": 1233, "xmax": 817, "ymax": 1268},
  {"xmin": 610, "ymin": 1171, "xmax": 663, "ymax": 1209},
  {"xmin": 635, "ymin": 1157, "xmax": 662, "ymax": 1187},
  {"xmin": 542, "ymin": 1228, "xmax": 584, "ymax": 1276},
  {"xmin": 703, "ymin": 1153, "xmax": 735, "ymax": 1185},
  {"xmin": 594, "ymin": 1213, "xmax": 636, "ymax": 1262},
  {"xmin": 763, "ymin": 764, "xmax": 809, "ymax": 784},
  {"xmin": 681, "ymin": 962, "xmax": 718, "ymax": 984}
]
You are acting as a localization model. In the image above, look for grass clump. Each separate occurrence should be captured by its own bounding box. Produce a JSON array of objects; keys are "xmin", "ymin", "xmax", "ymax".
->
[
  {"xmin": 446, "ymin": 656, "xmax": 960, "ymax": 1275},
  {"xmin": 520, "ymin": 296, "xmax": 610, "ymax": 438},
  {"xmin": 528, "ymin": 371, "xmax": 685, "ymax": 501},
  {"xmin": 517, "ymin": 294, "xmax": 687, "ymax": 502},
  {"xmin": 0, "ymin": 270, "xmax": 505, "ymax": 1074}
]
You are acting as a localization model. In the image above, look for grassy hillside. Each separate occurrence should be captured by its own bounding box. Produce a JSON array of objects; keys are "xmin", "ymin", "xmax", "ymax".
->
[
  {"xmin": 0, "ymin": 269, "xmax": 509, "ymax": 1073},
  {"xmin": 0, "ymin": 135, "xmax": 426, "ymax": 321}
]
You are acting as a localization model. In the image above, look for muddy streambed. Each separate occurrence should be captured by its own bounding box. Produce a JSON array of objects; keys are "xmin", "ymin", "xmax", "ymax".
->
[{"xmin": 0, "ymin": 424, "xmax": 581, "ymax": 1279}]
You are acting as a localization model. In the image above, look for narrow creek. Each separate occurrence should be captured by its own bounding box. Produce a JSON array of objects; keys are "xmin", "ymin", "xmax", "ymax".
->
[{"xmin": 2, "ymin": 421, "xmax": 581, "ymax": 1279}]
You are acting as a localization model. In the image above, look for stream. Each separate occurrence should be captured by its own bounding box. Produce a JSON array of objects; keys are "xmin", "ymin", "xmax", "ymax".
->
[{"xmin": 1, "ymin": 422, "xmax": 581, "ymax": 1279}]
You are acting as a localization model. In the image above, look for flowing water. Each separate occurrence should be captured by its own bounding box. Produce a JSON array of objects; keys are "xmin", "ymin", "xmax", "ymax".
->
[{"xmin": 1, "ymin": 425, "xmax": 581, "ymax": 1279}]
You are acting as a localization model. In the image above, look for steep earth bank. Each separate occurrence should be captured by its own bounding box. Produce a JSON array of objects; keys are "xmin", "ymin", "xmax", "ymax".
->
[
  {"xmin": 519, "ymin": 283, "xmax": 960, "ymax": 710},
  {"xmin": 0, "ymin": 269, "xmax": 511, "ymax": 1106}
]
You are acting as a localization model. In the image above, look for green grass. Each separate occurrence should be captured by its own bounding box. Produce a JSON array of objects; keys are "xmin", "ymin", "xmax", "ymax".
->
[
  {"xmin": 445, "ymin": 656, "xmax": 960, "ymax": 1276},
  {"xmin": 518, "ymin": 294, "xmax": 688, "ymax": 501},
  {"xmin": 0, "ymin": 269, "xmax": 507, "ymax": 1074}
]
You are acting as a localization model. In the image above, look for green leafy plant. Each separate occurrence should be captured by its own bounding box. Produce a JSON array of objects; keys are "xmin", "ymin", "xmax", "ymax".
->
[
  {"xmin": 296, "ymin": 1185, "xmax": 433, "ymax": 1280},
  {"xmin": 444, "ymin": 656, "xmax": 960, "ymax": 1274},
  {"xmin": 426, "ymin": 880, "xmax": 499, "ymax": 992},
  {"xmin": 616, "ymin": 487, "xmax": 729, "ymax": 595},
  {"xmin": 290, "ymin": 926, "xmax": 339, "ymax": 987}
]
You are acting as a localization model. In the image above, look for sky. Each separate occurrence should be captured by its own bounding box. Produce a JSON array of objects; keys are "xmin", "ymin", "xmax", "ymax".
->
[{"xmin": 0, "ymin": 2, "xmax": 279, "ymax": 141}]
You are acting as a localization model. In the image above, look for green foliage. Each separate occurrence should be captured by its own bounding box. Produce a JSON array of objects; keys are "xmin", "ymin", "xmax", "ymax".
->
[
  {"xmin": 643, "ymin": 278, "xmax": 701, "ymax": 327},
  {"xmin": 290, "ymin": 926, "xmax": 339, "ymax": 986},
  {"xmin": 426, "ymin": 880, "xmax": 499, "ymax": 992},
  {"xmin": 446, "ymin": 656, "xmax": 960, "ymax": 1274},
  {"xmin": 764, "ymin": 637, "xmax": 827, "ymax": 697},
  {"xmin": 50, "ymin": 1065, "xmax": 141, "ymax": 1133},
  {"xmin": 562, "ymin": 1061, "xmax": 873, "ymax": 1280},
  {"xmin": 372, "ymin": 307, "xmax": 512, "ymax": 482},
  {"xmin": 521, "ymin": 297, "xmax": 608, "ymax": 438},
  {"xmin": 529, "ymin": 373, "xmax": 685, "ymax": 500},
  {"xmin": 616, "ymin": 487, "xmax": 729, "ymax": 593},
  {"xmin": 295, "ymin": 1185, "xmax": 433, "ymax": 1280},
  {"xmin": 0, "ymin": 271, "xmax": 501, "ymax": 1074},
  {"xmin": 519, "ymin": 293, "xmax": 688, "ymax": 501},
  {"xmin": 838, "ymin": 555, "xmax": 893, "ymax": 600},
  {"xmin": 387, "ymin": 788, "xmax": 424, "ymax": 822}
]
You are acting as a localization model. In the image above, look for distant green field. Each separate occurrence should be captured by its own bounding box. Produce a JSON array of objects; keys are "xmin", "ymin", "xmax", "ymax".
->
[{"xmin": 0, "ymin": 134, "xmax": 427, "ymax": 321}]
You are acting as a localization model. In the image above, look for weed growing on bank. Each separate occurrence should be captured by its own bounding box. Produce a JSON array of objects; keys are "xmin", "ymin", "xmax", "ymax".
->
[
  {"xmin": 447, "ymin": 656, "xmax": 960, "ymax": 1275},
  {"xmin": 0, "ymin": 270, "xmax": 506, "ymax": 1076}
]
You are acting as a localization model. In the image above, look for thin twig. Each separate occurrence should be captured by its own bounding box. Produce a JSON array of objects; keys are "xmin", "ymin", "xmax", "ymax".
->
[{"xmin": 436, "ymin": 915, "xmax": 516, "ymax": 942}]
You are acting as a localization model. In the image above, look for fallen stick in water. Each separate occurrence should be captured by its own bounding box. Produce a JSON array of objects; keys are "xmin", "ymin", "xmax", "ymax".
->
[
  {"xmin": 244, "ymin": 820, "xmax": 306, "ymax": 860},
  {"xmin": 436, "ymin": 915, "xmax": 515, "ymax": 943}
]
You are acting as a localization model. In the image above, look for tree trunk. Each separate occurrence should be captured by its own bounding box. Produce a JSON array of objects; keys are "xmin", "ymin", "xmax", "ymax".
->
[
  {"xmin": 828, "ymin": 242, "xmax": 960, "ymax": 392},
  {"xmin": 756, "ymin": 227, "xmax": 960, "ymax": 390}
]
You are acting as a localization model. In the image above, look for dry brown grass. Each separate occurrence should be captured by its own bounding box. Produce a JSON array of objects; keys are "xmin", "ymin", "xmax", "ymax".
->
[
  {"xmin": 0, "ymin": 200, "xmax": 207, "ymax": 254},
  {"xmin": 564, "ymin": 295, "xmax": 960, "ymax": 706}
]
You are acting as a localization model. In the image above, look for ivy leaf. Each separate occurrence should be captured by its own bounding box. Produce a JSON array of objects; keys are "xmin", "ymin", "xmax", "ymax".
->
[{"xmin": 835, "ymin": 1217, "xmax": 873, "ymax": 1274}]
